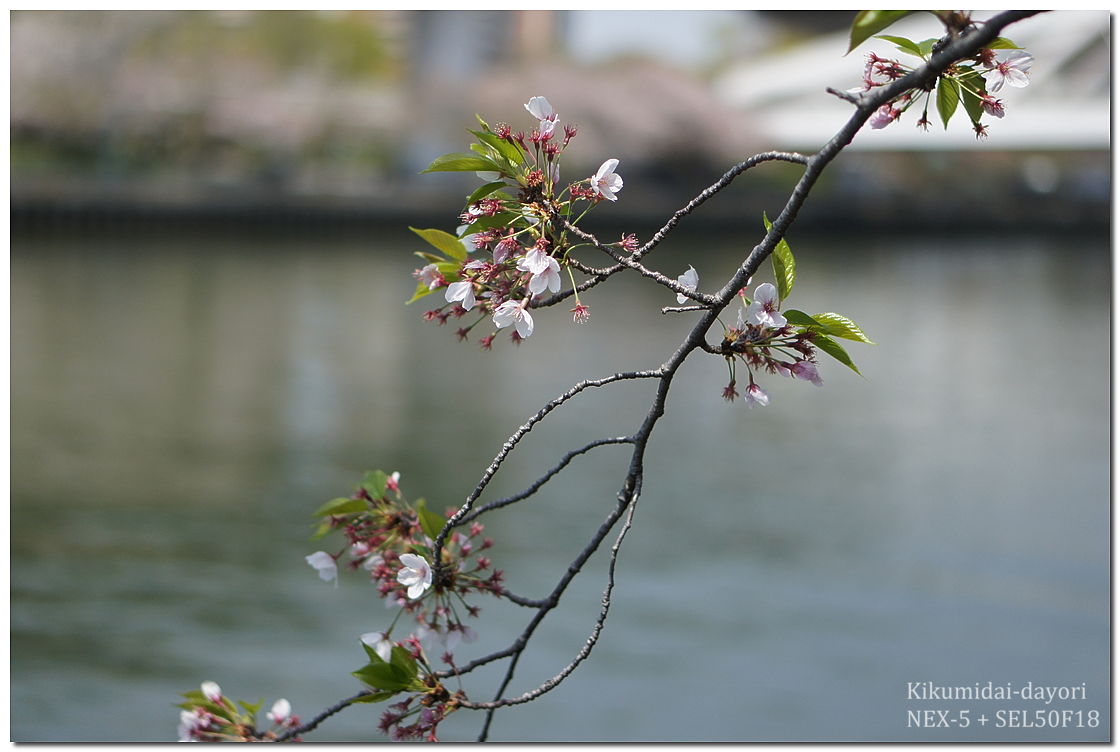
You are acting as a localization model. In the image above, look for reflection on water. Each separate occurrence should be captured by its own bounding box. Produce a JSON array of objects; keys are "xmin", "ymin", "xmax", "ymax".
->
[{"xmin": 11, "ymin": 227, "xmax": 1110, "ymax": 741}]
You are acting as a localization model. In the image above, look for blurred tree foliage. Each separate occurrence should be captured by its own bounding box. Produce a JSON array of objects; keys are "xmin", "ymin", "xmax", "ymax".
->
[
  {"xmin": 11, "ymin": 10, "xmax": 407, "ymax": 192},
  {"xmin": 133, "ymin": 11, "xmax": 400, "ymax": 81}
]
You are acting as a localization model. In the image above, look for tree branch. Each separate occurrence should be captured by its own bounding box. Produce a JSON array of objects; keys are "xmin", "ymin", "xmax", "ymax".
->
[{"xmin": 250, "ymin": 10, "xmax": 1048, "ymax": 744}]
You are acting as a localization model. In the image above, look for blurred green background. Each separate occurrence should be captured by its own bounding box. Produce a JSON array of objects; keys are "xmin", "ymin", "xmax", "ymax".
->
[{"xmin": 10, "ymin": 9, "xmax": 1111, "ymax": 742}]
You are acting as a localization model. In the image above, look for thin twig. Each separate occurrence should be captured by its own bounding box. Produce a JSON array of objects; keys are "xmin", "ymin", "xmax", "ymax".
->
[
  {"xmin": 276, "ymin": 692, "xmax": 372, "ymax": 742},
  {"xmin": 277, "ymin": 11, "xmax": 1044, "ymax": 742},
  {"xmin": 457, "ymin": 436, "xmax": 634, "ymax": 526},
  {"xmin": 432, "ymin": 370, "xmax": 663, "ymax": 564}
]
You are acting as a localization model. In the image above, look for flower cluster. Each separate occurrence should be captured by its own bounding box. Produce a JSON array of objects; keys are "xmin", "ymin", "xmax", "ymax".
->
[
  {"xmin": 854, "ymin": 23, "xmax": 1032, "ymax": 138},
  {"xmin": 718, "ymin": 282, "xmax": 825, "ymax": 408},
  {"xmin": 178, "ymin": 471, "xmax": 496, "ymax": 742},
  {"xmin": 299, "ymin": 470, "xmax": 498, "ymax": 740},
  {"xmin": 410, "ymin": 96, "xmax": 636, "ymax": 346},
  {"xmin": 306, "ymin": 470, "xmax": 499, "ymax": 651},
  {"xmin": 176, "ymin": 682, "xmax": 298, "ymax": 742},
  {"xmin": 375, "ymin": 682, "xmax": 465, "ymax": 742},
  {"xmin": 697, "ymin": 214, "xmax": 874, "ymax": 408}
]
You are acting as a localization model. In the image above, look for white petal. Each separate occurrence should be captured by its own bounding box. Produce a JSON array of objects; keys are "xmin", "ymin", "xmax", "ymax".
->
[
  {"xmin": 595, "ymin": 158, "xmax": 619, "ymax": 180},
  {"xmin": 525, "ymin": 96, "xmax": 554, "ymax": 121},
  {"xmin": 268, "ymin": 699, "xmax": 291, "ymax": 724},
  {"xmin": 305, "ymin": 552, "xmax": 337, "ymax": 582},
  {"xmin": 1005, "ymin": 69, "xmax": 1030, "ymax": 87},
  {"xmin": 753, "ymin": 282, "xmax": 778, "ymax": 304},
  {"xmin": 516, "ymin": 308, "xmax": 534, "ymax": 338}
]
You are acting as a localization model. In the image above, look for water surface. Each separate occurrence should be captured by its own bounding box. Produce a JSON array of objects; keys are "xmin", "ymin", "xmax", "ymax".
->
[{"xmin": 10, "ymin": 226, "xmax": 1110, "ymax": 741}]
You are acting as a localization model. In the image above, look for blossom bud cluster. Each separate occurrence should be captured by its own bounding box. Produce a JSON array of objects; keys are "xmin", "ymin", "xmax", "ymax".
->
[
  {"xmin": 176, "ymin": 681, "xmax": 298, "ymax": 742},
  {"xmin": 411, "ymin": 96, "xmax": 640, "ymax": 347},
  {"xmin": 377, "ymin": 684, "xmax": 464, "ymax": 742},
  {"xmin": 305, "ymin": 470, "xmax": 499, "ymax": 652},
  {"xmin": 854, "ymin": 30, "xmax": 1032, "ymax": 138},
  {"xmin": 717, "ymin": 281, "xmax": 824, "ymax": 408}
]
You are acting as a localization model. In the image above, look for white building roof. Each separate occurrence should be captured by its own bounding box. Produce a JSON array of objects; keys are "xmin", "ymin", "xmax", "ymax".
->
[{"xmin": 713, "ymin": 11, "xmax": 1110, "ymax": 151}]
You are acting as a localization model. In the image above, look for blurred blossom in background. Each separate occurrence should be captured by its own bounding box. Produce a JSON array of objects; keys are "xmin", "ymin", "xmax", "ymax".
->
[{"xmin": 11, "ymin": 10, "xmax": 1109, "ymax": 227}]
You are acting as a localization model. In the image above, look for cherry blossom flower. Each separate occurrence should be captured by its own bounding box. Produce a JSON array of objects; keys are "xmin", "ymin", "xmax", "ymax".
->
[
  {"xmin": 444, "ymin": 280, "xmax": 477, "ymax": 311},
  {"xmin": 397, "ymin": 553, "xmax": 433, "ymax": 599},
  {"xmin": 460, "ymin": 234, "xmax": 481, "ymax": 254},
  {"xmin": 869, "ymin": 104, "xmax": 902, "ymax": 129},
  {"xmin": 518, "ymin": 244, "xmax": 550, "ymax": 275},
  {"xmin": 305, "ymin": 551, "xmax": 338, "ymax": 585},
  {"xmin": 980, "ymin": 94, "xmax": 1005, "ymax": 118},
  {"xmin": 386, "ymin": 471, "xmax": 401, "ymax": 492},
  {"xmin": 518, "ymin": 252, "xmax": 561, "ymax": 295},
  {"xmin": 791, "ymin": 360, "xmax": 823, "ymax": 386},
  {"xmin": 361, "ymin": 631, "xmax": 395, "ymax": 662},
  {"xmin": 415, "ymin": 264, "xmax": 442, "ymax": 290},
  {"xmin": 744, "ymin": 383, "xmax": 770, "ymax": 407},
  {"xmin": 590, "ymin": 158, "xmax": 623, "ymax": 201},
  {"xmin": 745, "ymin": 283, "xmax": 787, "ymax": 329},
  {"xmin": 178, "ymin": 708, "xmax": 210, "ymax": 741},
  {"xmin": 524, "ymin": 96, "xmax": 559, "ymax": 134},
  {"xmin": 676, "ymin": 266, "xmax": 699, "ymax": 304},
  {"xmin": 267, "ymin": 699, "xmax": 292, "ymax": 726},
  {"xmin": 984, "ymin": 50, "xmax": 1033, "ymax": 92},
  {"xmin": 201, "ymin": 681, "xmax": 222, "ymax": 703},
  {"xmin": 493, "ymin": 299, "xmax": 534, "ymax": 338},
  {"xmin": 571, "ymin": 303, "xmax": 591, "ymax": 323},
  {"xmin": 493, "ymin": 236, "xmax": 520, "ymax": 264}
]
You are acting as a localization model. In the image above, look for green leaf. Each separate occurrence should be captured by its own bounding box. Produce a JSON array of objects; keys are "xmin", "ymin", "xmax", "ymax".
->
[
  {"xmin": 813, "ymin": 333, "xmax": 861, "ymax": 375},
  {"xmin": 462, "ymin": 210, "xmax": 522, "ymax": 236},
  {"xmin": 237, "ymin": 699, "xmax": 264, "ymax": 716},
  {"xmin": 410, "ymin": 227, "xmax": 467, "ymax": 262},
  {"xmin": 916, "ymin": 37, "xmax": 938, "ymax": 57},
  {"xmin": 986, "ymin": 36, "xmax": 1021, "ymax": 50},
  {"xmin": 810, "ymin": 312, "xmax": 876, "ymax": 344},
  {"xmin": 468, "ymin": 142, "xmax": 495, "ymax": 159},
  {"xmin": 362, "ymin": 641, "xmax": 388, "ymax": 664},
  {"xmin": 406, "ymin": 280, "xmax": 436, "ymax": 305},
  {"xmin": 471, "ymin": 130, "xmax": 525, "ymax": 166},
  {"xmin": 351, "ymin": 692, "xmax": 394, "ymax": 705},
  {"xmin": 935, "ymin": 75, "xmax": 960, "ymax": 129},
  {"xmin": 352, "ymin": 662, "xmax": 413, "ymax": 692},
  {"xmin": 848, "ymin": 10, "xmax": 915, "ymax": 53},
  {"xmin": 314, "ymin": 496, "xmax": 367, "ymax": 518},
  {"xmin": 783, "ymin": 309, "xmax": 824, "ymax": 329},
  {"xmin": 406, "ymin": 260, "xmax": 462, "ymax": 305},
  {"xmin": 958, "ymin": 67, "xmax": 986, "ymax": 124},
  {"xmin": 875, "ymin": 34, "xmax": 924, "ymax": 57},
  {"xmin": 360, "ymin": 470, "xmax": 389, "ymax": 499},
  {"xmin": 389, "ymin": 645, "xmax": 420, "ymax": 676},
  {"xmin": 415, "ymin": 498, "xmax": 447, "ymax": 542},
  {"xmin": 310, "ymin": 518, "xmax": 334, "ymax": 541},
  {"xmin": 421, "ymin": 152, "xmax": 499, "ymax": 174},
  {"xmin": 762, "ymin": 212, "xmax": 795, "ymax": 301},
  {"xmin": 465, "ymin": 180, "xmax": 508, "ymax": 207}
]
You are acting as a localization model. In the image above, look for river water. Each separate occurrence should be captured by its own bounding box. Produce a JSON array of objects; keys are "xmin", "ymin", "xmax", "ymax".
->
[{"xmin": 10, "ymin": 224, "xmax": 1110, "ymax": 741}]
